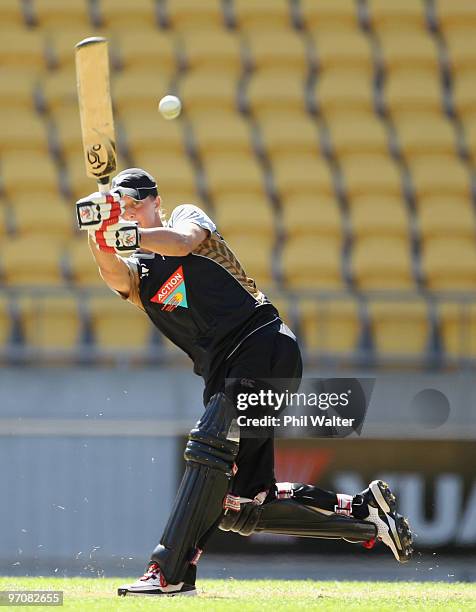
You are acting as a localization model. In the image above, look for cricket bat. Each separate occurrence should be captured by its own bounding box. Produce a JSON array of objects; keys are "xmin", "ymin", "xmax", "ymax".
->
[{"xmin": 75, "ymin": 37, "xmax": 116, "ymax": 193}]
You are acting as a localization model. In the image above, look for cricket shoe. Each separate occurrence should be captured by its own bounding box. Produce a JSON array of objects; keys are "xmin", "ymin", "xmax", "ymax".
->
[
  {"xmin": 359, "ymin": 480, "xmax": 413, "ymax": 563},
  {"xmin": 117, "ymin": 562, "xmax": 197, "ymax": 597}
]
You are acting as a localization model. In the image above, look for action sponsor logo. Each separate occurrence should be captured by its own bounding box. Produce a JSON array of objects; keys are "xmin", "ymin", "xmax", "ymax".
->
[{"xmin": 150, "ymin": 265, "xmax": 188, "ymax": 311}]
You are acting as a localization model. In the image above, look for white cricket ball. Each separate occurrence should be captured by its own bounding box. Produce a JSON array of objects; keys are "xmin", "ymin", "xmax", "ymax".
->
[{"xmin": 158, "ymin": 95, "xmax": 182, "ymax": 120}]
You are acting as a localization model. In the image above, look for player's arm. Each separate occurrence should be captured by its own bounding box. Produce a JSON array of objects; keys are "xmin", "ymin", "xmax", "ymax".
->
[
  {"xmin": 87, "ymin": 233, "xmax": 131, "ymax": 294},
  {"xmin": 139, "ymin": 223, "xmax": 208, "ymax": 257}
]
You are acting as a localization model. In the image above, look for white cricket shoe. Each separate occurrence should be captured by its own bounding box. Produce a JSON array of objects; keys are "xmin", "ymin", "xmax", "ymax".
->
[
  {"xmin": 361, "ymin": 480, "xmax": 413, "ymax": 563},
  {"xmin": 117, "ymin": 562, "xmax": 197, "ymax": 597}
]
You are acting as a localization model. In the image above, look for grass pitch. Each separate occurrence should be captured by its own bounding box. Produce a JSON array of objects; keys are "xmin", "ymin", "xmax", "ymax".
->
[{"xmin": 0, "ymin": 577, "xmax": 475, "ymax": 611}]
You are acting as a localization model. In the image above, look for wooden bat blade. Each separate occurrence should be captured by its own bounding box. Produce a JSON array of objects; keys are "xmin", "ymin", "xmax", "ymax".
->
[{"xmin": 75, "ymin": 37, "xmax": 116, "ymax": 187}]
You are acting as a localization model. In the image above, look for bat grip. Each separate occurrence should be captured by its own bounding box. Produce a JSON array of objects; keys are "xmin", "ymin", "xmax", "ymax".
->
[{"xmin": 97, "ymin": 179, "xmax": 111, "ymax": 194}]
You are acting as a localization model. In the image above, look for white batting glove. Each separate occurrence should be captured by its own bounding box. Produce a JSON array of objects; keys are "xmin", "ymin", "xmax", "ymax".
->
[
  {"xmin": 90, "ymin": 221, "xmax": 140, "ymax": 255},
  {"xmin": 76, "ymin": 191, "xmax": 124, "ymax": 230}
]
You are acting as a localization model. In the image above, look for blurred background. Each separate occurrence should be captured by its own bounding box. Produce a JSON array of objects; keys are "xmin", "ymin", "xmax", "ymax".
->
[{"xmin": 0, "ymin": 0, "xmax": 475, "ymax": 582}]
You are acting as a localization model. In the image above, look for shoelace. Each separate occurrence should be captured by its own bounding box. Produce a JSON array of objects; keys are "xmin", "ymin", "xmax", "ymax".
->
[{"xmin": 140, "ymin": 562, "xmax": 167, "ymax": 587}]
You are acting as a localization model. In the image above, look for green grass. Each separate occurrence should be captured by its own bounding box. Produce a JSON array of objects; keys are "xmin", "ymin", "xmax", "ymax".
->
[{"xmin": 0, "ymin": 578, "xmax": 475, "ymax": 611}]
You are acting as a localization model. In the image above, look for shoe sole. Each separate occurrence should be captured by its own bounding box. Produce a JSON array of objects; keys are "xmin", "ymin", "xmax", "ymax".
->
[
  {"xmin": 369, "ymin": 480, "xmax": 413, "ymax": 563},
  {"xmin": 118, "ymin": 587, "xmax": 197, "ymax": 597}
]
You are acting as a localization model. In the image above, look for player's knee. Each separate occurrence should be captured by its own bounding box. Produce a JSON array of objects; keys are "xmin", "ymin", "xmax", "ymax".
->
[{"xmin": 219, "ymin": 503, "xmax": 262, "ymax": 536}]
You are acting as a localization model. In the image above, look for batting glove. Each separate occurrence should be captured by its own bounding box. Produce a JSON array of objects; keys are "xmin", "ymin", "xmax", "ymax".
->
[
  {"xmin": 76, "ymin": 191, "xmax": 123, "ymax": 230},
  {"xmin": 90, "ymin": 221, "xmax": 140, "ymax": 255}
]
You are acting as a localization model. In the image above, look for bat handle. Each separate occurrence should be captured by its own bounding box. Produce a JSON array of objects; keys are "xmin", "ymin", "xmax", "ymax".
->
[{"xmin": 97, "ymin": 179, "xmax": 111, "ymax": 194}]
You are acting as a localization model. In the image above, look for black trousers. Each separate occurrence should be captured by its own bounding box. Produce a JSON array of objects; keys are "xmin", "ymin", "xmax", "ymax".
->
[{"xmin": 204, "ymin": 319, "xmax": 303, "ymax": 500}]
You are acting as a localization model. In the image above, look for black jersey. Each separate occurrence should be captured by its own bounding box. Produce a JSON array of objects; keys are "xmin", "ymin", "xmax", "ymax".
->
[{"xmin": 121, "ymin": 205, "xmax": 279, "ymax": 381}]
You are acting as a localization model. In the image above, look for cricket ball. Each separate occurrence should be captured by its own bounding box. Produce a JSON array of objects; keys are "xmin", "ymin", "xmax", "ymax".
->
[{"xmin": 158, "ymin": 95, "xmax": 182, "ymax": 120}]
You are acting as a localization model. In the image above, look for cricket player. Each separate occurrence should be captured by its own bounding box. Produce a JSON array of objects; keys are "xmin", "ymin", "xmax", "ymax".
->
[{"xmin": 76, "ymin": 168, "xmax": 413, "ymax": 597}]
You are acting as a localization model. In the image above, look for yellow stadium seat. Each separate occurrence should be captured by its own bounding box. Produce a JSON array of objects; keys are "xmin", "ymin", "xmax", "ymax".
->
[
  {"xmin": 315, "ymin": 70, "xmax": 375, "ymax": 117},
  {"xmin": 0, "ymin": 199, "xmax": 9, "ymax": 237},
  {"xmin": 115, "ymin": 31, "xmax": 177, "ymax": 76},
  {"xmin": 367, "ymin": 298, "xmax": 430, "ymax": 358},
  {"xmin": 435, "ymin": 0, "xmax": 476, "ymax": 34},
  {"xmin": 377, "ymin": 30, "xmax": 440, "ymax": 76},
  {"xmin": 385, "ymin": 71, "xmax": 444, "ymax": 118},
  {"xmin": 452, "ymin": 71, "xmax": 476, "ymax": 121},
  {"xmin": 282, "ymin": 236, "xmax": 344, "ymax": 290},
  {"xmin": 298, "ymin": 296, "xmax": 361, "ymax": 354},
  {"xmin": 202, "ymin": 153, "xmax": 265, "ymax": 200},
  {"xmin": 281, "ymin": 194, "xmax": 342, "ymax": 239},
  {"xmin": 258, "ymin": 112, "xmax": 319, "ymax": 159},
  {"xmin": 340, "ymin": 154, "xmax": 402, "ymax": 199},
  {"xmin": 32, "ymin": 0, "xmax": 92, "ymax": 28},
  {"xmin": 182, "ymin": 29, "xmax": 242, "ymax": 76},
  {"xmin": 191, "ymin": 111, "xmax": 254, "ymax": 159},
  {"xmin": 445, "ymin": 29, "xmax": 476, "ymax": 76},
  {"xmin": 1, "ymin": 236, "xmax": 65, "ymax": 286},
  {"xmin": 161, "ymin": 190, "xmax": 206, "ymax": 212},
  {"xmin": 418, "ymin": 197, "xmax": 476, "ymax": 242},
  {"xmin": 272, "ymin": 154, "xmax": 335, "ymax": 199},
  {"xmin": 98, "ymin": 0, "xmax": 159, "ymax": 29},
  {"xmin": 352, "ymin": 236, "xmax": 414, "ymax": 289},
  {"xmin": 0, "ymin": 26, "xmax": 47, "ymax": 74},
  {"xmin": 68, "ymin": 238, "xmax": 104, "ymax": 287},
  {"xmin": 422, "ymin": 237, "xmax": 476, "ymax": 290},
  {"xmin": 367, "ymin": 0, "xmax": 428, "ymax": 32},
  {"xmin": 40, "ymin": 69, "xmax": 77, "ymax": 114},
  {"xmin": 17, "ymin": 294, "xmax": 81, "ymax": 351},
  {"xmin": 214, "ymin": 195, "xmax": 275, "ymax": 239},
  {"xmin": 247, "ymin": 71, "xmax": 307, "ymax": 116},
  {"xmin": 437, "ymin": 301, "xmax": 476, "ymax": 359},
  {"xmin": 0, "ymin": 110, "xmax": 49, "ymax": 154},
  {"xmin": 234, "ymin": 0, "xmax": 292, "ymax": 30},
  {"xmin": 166, "ymin": 0, "xmax": 225, "ymax": 31},
  {"xmin": 2, "ymin": 152, "xmax": 59, "ymax": 199},
  {"xmin": 245, "ymin": 29, "xmax": 310, "ymax": 77},
  {"xmin": 47, "ymin": 29, "xmax": 108, "ymax": 70},
  {"xmin": 349, "ymin": 195, "xmax": 409, "ymax": 241},
  {"xmin": 462, "ymin": 118, "xmax": 476, "ymax": 161},
  {"xmin": 300, "ymin": 0, "xmax": 359, "ymax": 33},
  {"xmin": 12, "ymin": 195, "xmax": 74, "ymax": 237},
  {"xmin": 222, "ymin": 235, "xmax": 274, "ymax": 287},
  {"xmin": 0, "ymin": 69, "xmax": 35, "ymax": 111},
  {"xmin": 409, "ymin": 155, "xmax": 471, "ymax": 200},
  {"xmin": 120, "ymin": 109, "xmax": 187, "ymax": 158},
  {"xmin": 0, "ymin": 295, "xmax": 12, "ymax": 348},
  {"xmin": 179, "ymin": 70, "xmax": 238, "ymax": 116},
  {"xmin": 0, "ymin": 2, "xmax": 28, "ymax": 26},
  {"xmin": 133, "ymin": 152, "xmax": 198, "ymax": 199},
  {"xmin": 394, "ymin": 114, "xmax": 458, "ymax": 161},
  {"xmin": 88, "ymin": 296, "xmax": 153, "ymax": 351},
  {"xmin": 52, "ymin": 107, "xmax": 85, "ymax": 158},
  {"xmin": 326, "ymin": 113, "xmax": 389, "ymax": 159},
  {"xmin": 313, "ymin": 30, "xmax": 373, "ymax": 75},
  {"xmin": 113, "ymin": 70, "xmax": 171, "ymax": 114}
]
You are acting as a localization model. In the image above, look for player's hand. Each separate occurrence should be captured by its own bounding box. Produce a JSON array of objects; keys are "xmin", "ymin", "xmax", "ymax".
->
[
  {"xmin": 76, "ymin": 191, "xmax": 124, "ymax": 230},
  {"xmin": 90, "ymin": 221, "xmax": 140, "ymax": 255}
]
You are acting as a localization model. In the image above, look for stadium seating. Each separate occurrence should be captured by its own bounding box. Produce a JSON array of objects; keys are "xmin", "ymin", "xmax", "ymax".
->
[
  {"xmin": 11, "ymin": 195, "xmax": 74, "ymax": 237},
  {"xmin": 272, "ymin": 154, "xmax": 335, "ymax": 199},
  {"xmin": 179, "ymin": 70, "xmax": 238, "ymax": 116},
  {"xmin": 282, "ymin": 236, "xmax": 344, "ymax": 290},
  {"xmin": 244, "ymin": 29, "xmax": 310, "ymax": 76},
  {"xmin": 437, "ymin": 301, "xmax": 476, "ymax": 359},
  {"xmin": 409, "ymin": 155, "xmax": 471, "ymax": 200},
  {"xmin": 112, "ymin": 70, "xmax": 172, "ymax": 114},
  {"xmin": 1, "ymin": 236, "xmax": 65, "ymax": 286},
  {"xmin": 452, "ymin": 70, "xmax": 476, "ymax": 121},
  {"xmin": 233, "ymin": 0, "xmax": 292, "ymax": 30},
  {"xmin": 17, "ymin": 294, "xmax": 81, "ymax": 351},
  {"xmin": 31, "ymin": 0, "xmax": 93, "ymax": 29},
  {"xmin": 377, "ymin": 30, "xmax": 440, "ymax": 76},
  {"xmin": 315, "ymin": 70, "xmax": 375, "ymax": 117},
  {"xmin": 214, "ymin": 195, "xmax": 275, "ymax": 240},
  {"xmin": 326, "ymin": 113, "xmax": 389, "ymax": 159},
  {"xmin": 0, "ymin": 296, "xmax": 12, "ymax": 350},
  {"xmin": 297, "ymin": 296, "xmax": 361, "ymax": 355},
  {"xmin": 422, "ymin": 238, "xmax": 476, "ymax": 291},
  {"xmin": 165, "ymin": 0, "xmax": 225, "ymax": 31},
  {"xmin": 182, "ymin": 29, "xmax": 243, "ymax": 76},
  {"xmin": 394, "ymin": 114, "xmax": 458, "ymax": 161},
  {"xmin": 247, "ymin": 70, "xmax": 307, "ymax": 117},
  {"xmin": 224, "ymin": 235, "xmax": 275, "ymax": 287},
  {"xmin": 313, "ymin": 30, "xmax": 373, "ymax": 75},
  {"xmin": 367, "ymin": 0, "xmax": 428, "ymax": 32},
  {"xmin": 445, "ymin": 29, "xmax": 476, "ymax": 76},
  {"xmin": 417, "ymin": 196, "xmax": 476, "ymax": 243},
  {"xmin": 366, "ymin": 298, "xmax": 430, "ymax": 358},
  {"xmin": 47, "ymin": 29, "xmax": 108, "ymax": 71},
  {"xmin": 120, "ymin": 109, "xmax": 187, "ymax": 158},
  {"xmin": 340, "ymin": 154, "xmax": 403, "ymax": 199},
  {"xmin": 351, "ymin": 236, "xmax": 415, "ymax": 290},
  {"xmin": 0, "ymin": 26, "xmax": 47, "ymax": 74},
  {"xmin": 202, "ymin": 153, "xmax": 265, "ymax": 201},
  {"xmin": 0, "ymin": 69, "xmax": 36, "ymax": 111},
  {"xmin": 435, "ymin": 0, "xmax": 476, "ymax": 34},
  {"xmin": 281, "ymin": 194, "xmax": 342, "ymax": 240},
  {"xmin": 114, "ymin": 31, "xmax": 177, "ymax": 76},
  {"xmin": 349, "ymin": 195, "xmax": 410, "ymax": 241},
  {"xmin": 258, "ymin": 112, "xmax": 320, "ymax": 159},
  {"xmin": 1, "ymin": 152, "xmax": 60, "ymax": 199},
  {"xmin": 88, "ymin": 296, "xmax": 154, "ymax": 351},
  {"xmin": 384, "ymin": 71, "xmax": 444, "ymax": 118},
  {"xmin": 67, "ymin": 238, "xmax": 104, "ymax": 287},
  {"xmin": 132, "ymin": 152, "xmax": 198, "ymax": 201},
  {"xmin": 191, "ymin": 111, "xmax": 254, "ymax": 158},
  {"xmin": 300, "ymin": 0, "xmax": 360, "ymax": 33},
  {"xmin": 0, "ymin": 110, "xmax": 50, "ymax": 155}
]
